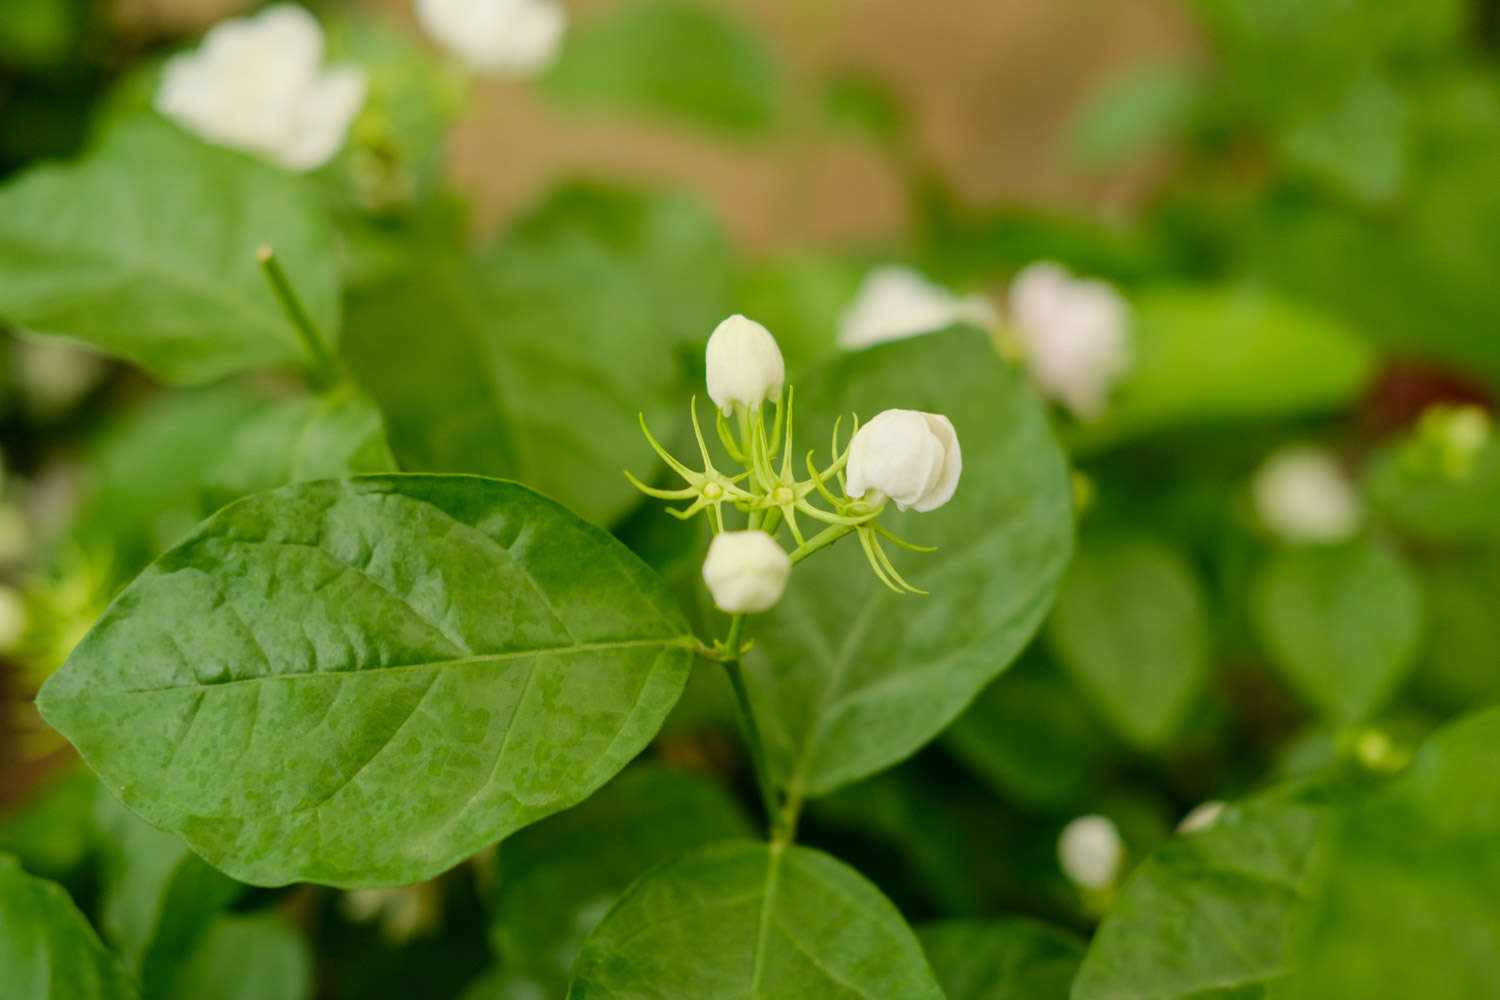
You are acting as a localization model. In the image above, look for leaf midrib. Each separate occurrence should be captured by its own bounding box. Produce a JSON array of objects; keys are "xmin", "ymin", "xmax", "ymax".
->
[{"xmin": 100, "ymin": 637, "xmax": 693, "ymax": 696}]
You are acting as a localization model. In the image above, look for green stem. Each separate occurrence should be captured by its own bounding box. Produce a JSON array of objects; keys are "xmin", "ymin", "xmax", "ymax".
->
[
  {"xmin": 257, "ymin": 245, "xmax": 339, "ymax": 387},
  {"xmin": 720, "ymin": 614, "xmax": 781, "ymax": 837},
  {"xmin": 788, "ymin": 523, "xmax": 855, "ymax": 565}
]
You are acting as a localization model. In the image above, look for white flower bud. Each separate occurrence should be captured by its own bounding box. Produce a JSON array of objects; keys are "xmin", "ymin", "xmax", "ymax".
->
[
  {"xmin": 1252, "ymin": 445, "xmax": 1360, "ymax": 544},
  {"xmin": 1058, "ymin": 814, "xmax": 1123, "ymax": 891},
  {"xmin": 155, "ymin": 4, "xmax": 368, "ymax": 172},
  {"xmin": 1176, "ymin": 800, "xmax": 1226, "ymax": 834},
  {"xmin": 701, "ymin": 530, "xmax": 791, "ymax": 613},
  {"xmin": 705, "ymin": 315, "xmax": 785, "ymax": 416},
  {"xmin": 415, "ymin": 0, "xmax": 567, "ymax": 77},
  {"xmin": 838, "ymin": 265, "xmax": 997, "ymax": 351},
  {"xmin": 845, "ymin": 409, "xmax": 961, "ymax": 513},
  {"xmin": 1009, "ymin": 261, "xmax": 1131, "ymax": 421}
]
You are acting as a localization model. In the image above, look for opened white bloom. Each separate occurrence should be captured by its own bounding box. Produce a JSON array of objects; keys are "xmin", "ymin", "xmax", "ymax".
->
[
  {"xmin": 1252, "ymin": 445, "xmax": 1360, "ymax": 544},
  {"xmin": 846, "ymin": 409, "xmax": 961, "ymax": 513},
  {"xmin": 702, "ymin": 531, "xmax": 791, "ymax": 613},
  {"xmin": 1177, "ymin": 800, "xmax": 1226, "ymax": 834},
  {"xmin": 1009, "ymin": 261, "xmax": 1131, "ymax": 421},
  {"xmin": 1058, "ymin": 814, "xmax": 1123, "ymax": 891},
  {"xmin": 838, "ymin": 265, "xmax": 998, "ymax": 351},
  {"xmin": 155, "ymin": 4, "xmax": 367, "ymax": 171},
  {"xmin": 705, "ymin": 315, "xmax": 785, "ymax": 416},
  {"xmin": 416, "ymin": 0, "xmax": 566, "ymax": 76}
]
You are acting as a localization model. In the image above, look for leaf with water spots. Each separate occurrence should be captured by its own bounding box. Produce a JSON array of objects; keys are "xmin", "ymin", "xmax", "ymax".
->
[{"xmin": 37, "ymin": 475, "xmax": 695, "ymax": 887}]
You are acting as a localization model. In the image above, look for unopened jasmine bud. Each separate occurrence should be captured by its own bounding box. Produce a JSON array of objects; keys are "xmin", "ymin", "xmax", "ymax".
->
[
  {"xmin": 1252, "ymin": 445, "xmax": 1360, "ymax": 544},
  {"xmin": 701, "ymin": 530, "xmax": 791, "ymax": 613},
  {"xmin": 845, "ymin": 409, "xmax": 961, "ymax": 513},
  {"xmin": 705, "ymin": 315, "xmax": 785, "ymax": 416},
  {"xmin": 1058, "ymin": 814, "xmax": 1123, "ymax": 891}
]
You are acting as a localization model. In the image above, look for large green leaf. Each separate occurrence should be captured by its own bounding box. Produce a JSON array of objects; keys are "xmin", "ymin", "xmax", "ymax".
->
[
  {"xmin": 201, "ymin": 388, "xmax": 398, "ymax": 509},
  {"xmin": 568, "ymin": 840, "xmax": 944, "ymax": 999},
  {"xmin": 1072, "ymin": 785, "xmax": 1332, "ymax": 1000},
  {"xmin": 1251, "ymin": 540, "xmax": 1423, "ymax": 721},
  {"xmin": 917, "ymin": 918, "xmax": 1085, "ymax": 1000},
  {"xmin": 1281, "ymin": 706, "xmax": 1500, "ymax": 999},
  {"xmin": 543, "ymin": 2, "xmax": 778, "ymax": 134},
  {"xmin": 0, "ymin": 115, "xmax": 340, "ymax": 384},
  {"xmin": 37, "ymin": 476, "xmax": 695, "ymax": 887},
  {"xmin": 488, "ymin": 764, "xmax": 751, "ymax": 995},
  {"xmin": 166, "ymin": 914, "xmax": 312, "ymax": 1000},
  {"xmin": 1046, "ymin": 534, "xmax": 1211, "ymax": 750},
  {"xmin": 341, "ymin": 245, "xmax": 684, "ymax": 526},
  {"xmin": 93, "ymin": 791, "xmax": 243, "ymax": 997},
  {"xmin": 0, "ymin": 853, "xmax": 138, "ymax": 999},
  {"xmin": 1070, "ymin": 286, "xmax": 1374, "ymax": 452},
  {"xmin": 745, "ymin": 330, "xmax": 1074, "ymax": 797}
]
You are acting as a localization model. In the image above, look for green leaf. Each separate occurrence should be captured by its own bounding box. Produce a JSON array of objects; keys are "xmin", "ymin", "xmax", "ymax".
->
[
  {"xmin": 1364, "ymin": 433, "xmax": 1500, "ymax": 544},
  {"xmin": 543, "ymin": 2, "xmax": 778, "ymax": 134},
  {"xmin": 1065, "ymin": 64, "xmax": 1202, "ymax": 171},
  {"xmin": 1072, "ymin": 785, "xmax": 1332, "ymax": 1000},
  {"xmin": 0, "ymin": 853, "xmax": 138, "ymax": 999},
  {"xmin": 568, "ymin": 840, "xmax": 944, "ymax": 999},
  {"xmin": 1281, "ymin": 706, "xmax": 1500, "ymax": 999},
  {"xmin": 1047, "ymin": 534, "xmax": 1211, "ymax": 750},
  {"xmin": 93, "ymin": 791, "xmax": 243, "ymax": 996},
  {"xmin": 1413, "ymin": 549, "xmax": 1500, "ymax": 710},
  {"xmin": 166, "ymin": 914, "xmax": 313, "ymax": 1000},
  {"xmin": 1278, "ymin": 75, "xmax": 1411, "ymax": 205},
  {"xmin": 0, "ymin": 116, "xmax": 340, "ymax": 384},
  {"xmin": 1070, "ymin": 286, "xmax": 1374, "ymax": 452},
  {"xmin": 489, "ymin": 764, "xmax": 751, "ymax": 993},
  {"xmin": 509, "ymin": 183, "xmax": 733, "ymax": 351},
  {"xmin": 37, "ymin": 476, "xmax": 695, "ymax": 887},
  {"xmin": 945, "ymin": 656, "xmax": 1109, "ymax": 809},
  {"xmin": 0, "ymin": 767, "xmax": 98, "ymax": 881},
  {"xmin": 201, "ymin": 389, "xmax": 397, "ymax": 509},
  {"xmin": 746, "ymin": 330, "xmax": 1074, "ymax": 796},
  {"xmin": 341, "ymin": 246, "xmax": 684, "ymax": 527},
  {"xmin": 1251, "ymin": 540, "xmax": 1424, "ymax": 721},
  {"xmin": 917, "ymin": 918, "xmax": 1085, "ymax": 1000}
]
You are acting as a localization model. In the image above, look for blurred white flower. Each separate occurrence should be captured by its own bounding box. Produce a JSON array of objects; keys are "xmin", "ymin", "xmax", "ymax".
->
[
  {"xmin": 1176, "ymin": 800, "xmax": 1226, "ymax": 834},
  {"xmin": 15, "ymin": 334, "xmax": 107, "ymax": 418},
  {"xmin": 705, "ymin": 315, "xmax": 785, "ymax": 416},
  {"xmin": 846, "ymin": 409, "xmax": 961, "ymax": 513},
  {"xmin": 702, "ymin": 530, "xmax": 791, "ymax": 613},
  {"xmin": 341, "ymin": 884, "xmax": 441, "ymax": 943},
  {"xmin": 1252, "ymin": 445, "xmax": 1360, "ymax": 544},
  {"xmin": 1009, "ymin": 262, "xmax": 1131, "ymax": 421},
  {"xmin": 415, "ymin": 0, "xmax": 567, "ymax": 76},
  {"xmin": 155, "ymin": 4, "xmax": 367, "ymax": 171},
  {"xmin": 1058, "ymin": 814, "xmax": 1123, "ymax": 891},
  {"xmin": 837, "ymin": 265, "xmax": 997, "ymax": 351}
]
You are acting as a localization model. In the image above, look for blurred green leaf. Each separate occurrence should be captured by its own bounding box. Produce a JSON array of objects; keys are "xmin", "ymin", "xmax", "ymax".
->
[
  {"xmin": 1277, "ymin": 75, "xmax": 1411, "ymax": 205},
  {"xmin": 0, "ymin": 0, "xmax": 80, "ymax": 69},
  {"xmin": 1251, "ymin": 540, "xmax": 1424, "ymax": 721},
  {"xmin": 1047, "ymin": 534, "xmax": 1211, "ymax": 750},
  {"xmin": 1281, "ymin": 705, "xmax": 1500, "ymax": 998},
  {"xmin": 917, "ymin": 918, "xmax": 1084, "ymax": 1000},
  {"xmin": 0, "ymin": 116, "xmax": 340, "ymax": 384},
  {"xmin": 822, "ymin": 73, "xmax": 906, "ymax": 145},
  {"xmin": 568, "ymin": 840, "xmax": 944, "ymax": 998},
  {"xmin": 0, "ymin": 767, "xmax": 98, "ymax": 881},
  {"xmin": 94, "ymin": 791, "xmax": 243, "ymax": 997},
  {"xmin": 0, "ymin": 853, "xmax": 137, "ymax": 998},
  {"xmin": 1071, "ymin": 286, "xmax": 1374, "ymax": 451},
  {"xmin": 201, "ymin": 388, "xmax": 397, "ymax": 509},
  {"xmin": 343, "ymin": 239, "xmax": 688, "ymax": 526},
  {"xmin": 1065, "ymin": 64, "xmax": 1202, "ymax": 171},
  {"xmin": 489, "ymin": 765, "xmax": 751, "ymax": 994},
  {"xmin": 1364, "ymin": 432, "xmax": 1500, "ymax": 544},
  {"xmin": 544, "ymin": 2, "xmax": 778, "ymax": 134},
  {"xmin": 166, "ymin": 914, "xmax": 312, "ymax": 1000},
  {"xmin": 747, "ymin": 330, "xmax": 1074, "ymax": 796},
  {"xmin": 1412, "ymin": 548, "xmax": 1500, "ymax": 710},
  {"xmin": 509, "ymin": 183, "xmax": 733, "ymax": 350},
  {"xmin": 945, "ymin": 656, "xmax": 1109, "ymax": 810},
  {"xmin": 38, "ymin": 477, "xmax": 694, "ymax": 887},
  {"xmin": 1073, "ymin": 784, "xmax": 1331, "ymax": 1000}
]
